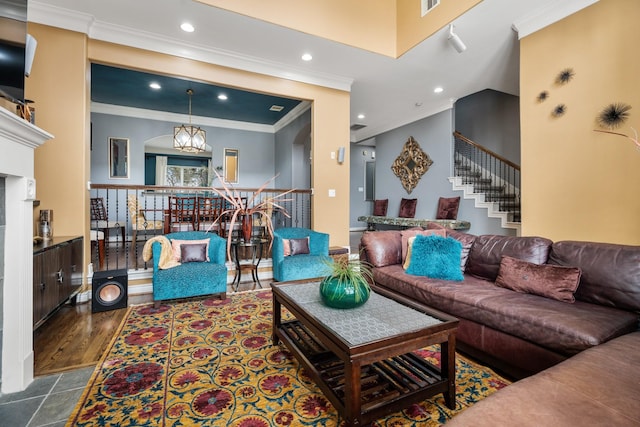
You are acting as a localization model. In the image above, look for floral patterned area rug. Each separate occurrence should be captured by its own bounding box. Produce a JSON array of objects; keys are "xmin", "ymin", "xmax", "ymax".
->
[{"xmin": 66, "ymin": 290, "xmax": 510, "ymax": 426}]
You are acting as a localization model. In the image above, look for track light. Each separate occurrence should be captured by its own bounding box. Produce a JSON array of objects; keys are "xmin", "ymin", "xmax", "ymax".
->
[{"xmin": 448, "ymin": 24, "xmax": 466, "ymax": 53}]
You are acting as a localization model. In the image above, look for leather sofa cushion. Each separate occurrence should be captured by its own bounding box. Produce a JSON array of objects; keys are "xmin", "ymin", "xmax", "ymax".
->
[
  {"xmin": 446, "ymin": 332, "xmax": 640, "ymax": 427},
  {"xmin": 466, "ymin": 235, "xmax": 553, "ymax": 281},
  {"xmin": 373, "ymin": 265, "xmax": 638, "ymax": 355},
  {"xmin": 360, "ymin": 230, "xmax": 402, "ymax": 267},
  {"xmin": 426, "ymin": 224, "xmax": 477, "ymax": 272},
  {"xmin": 549, "ymin": 240, "xmax": 640, "ymax": 312}
]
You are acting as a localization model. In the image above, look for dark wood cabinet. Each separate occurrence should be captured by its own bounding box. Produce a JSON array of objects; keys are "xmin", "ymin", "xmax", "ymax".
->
[{"xmin": 33, "ymin": 236, "xmax": 83, "ymax": 329}]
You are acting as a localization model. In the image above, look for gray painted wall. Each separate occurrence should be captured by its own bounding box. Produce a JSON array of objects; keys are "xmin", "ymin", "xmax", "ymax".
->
[
  {"xmin": 455, "ymin": 89, "xmax": 521, "ymax": 165},
  {"xmin": 349, "ymin": 143, "xmax": 376, "ymax": 229},
  {"xmin": 90, "ymin": 113, "xmax": 276, "ymax": 187},
  {"xmin": 358, "ymin": 109, "xmax": 512, "ymax": 236},
  {"xmin": 274, "ymin": 109, "xmax": 311, "ymax": 189}
]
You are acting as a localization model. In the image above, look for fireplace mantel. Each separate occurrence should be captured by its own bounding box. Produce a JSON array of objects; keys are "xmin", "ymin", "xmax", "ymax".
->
[{"xmin": 0, "ymin": 106, "xmax": 52, "ymax": 394}]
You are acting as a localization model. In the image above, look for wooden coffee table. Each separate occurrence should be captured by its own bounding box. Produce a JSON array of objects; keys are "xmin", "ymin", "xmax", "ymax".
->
[{"xmin": 271, "ymin": 280, "xmax": 459, "ymax": 426}]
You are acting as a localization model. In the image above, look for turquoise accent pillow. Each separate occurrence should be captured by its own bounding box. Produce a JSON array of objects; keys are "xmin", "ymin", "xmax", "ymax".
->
[{"xmin": 406, "ymin": 234, "xmax": 464, "ymax": 281}]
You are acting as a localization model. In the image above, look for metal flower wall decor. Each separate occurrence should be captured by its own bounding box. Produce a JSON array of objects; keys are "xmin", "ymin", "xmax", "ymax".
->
[
  {"xmin": 593, "ymin": 102, "xmax": 639, "ymax": 151},
  {"xmin": 391, "ymin": 136, "xmax": 433, "ymax": 194}
]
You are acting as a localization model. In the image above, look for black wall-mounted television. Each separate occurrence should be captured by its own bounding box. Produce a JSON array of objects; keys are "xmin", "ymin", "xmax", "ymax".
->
[{"xmin": 0, "ymin": 0, "xmax": 28, "ymax": 104}]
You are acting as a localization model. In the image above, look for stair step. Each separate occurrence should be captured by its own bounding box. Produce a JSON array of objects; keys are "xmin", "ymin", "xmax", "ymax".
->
[
  {"xmin": 463, "ymin": 178, "xmax": 493, "ymax": 185},
  {"xmin": 485, "ymin": 194, "xmax": 517, "ymax": 202},
  {"xmin": 472, "ymin": 184, "xmax": 504, "ymax": 192}
]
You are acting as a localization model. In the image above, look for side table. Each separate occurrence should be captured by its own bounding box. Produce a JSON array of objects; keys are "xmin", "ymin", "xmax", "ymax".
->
[{"xmin": 230, "ymin": 238, "xmax": 268, "ymax": 291}]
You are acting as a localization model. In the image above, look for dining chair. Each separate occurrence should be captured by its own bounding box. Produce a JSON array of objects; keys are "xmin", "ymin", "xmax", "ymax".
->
[{"xmin": 90, "ymin": 197, "xmax": 126, "ymax": 245}]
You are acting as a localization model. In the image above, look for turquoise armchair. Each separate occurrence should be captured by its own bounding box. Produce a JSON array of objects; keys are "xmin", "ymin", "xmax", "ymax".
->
[
  {"xmin": 152, "ymin": 231, "xmax": 227, "ymax": 307},
  {"xmin": 272, "ymin": 227, "xmax": 333, "ymax": 282}
]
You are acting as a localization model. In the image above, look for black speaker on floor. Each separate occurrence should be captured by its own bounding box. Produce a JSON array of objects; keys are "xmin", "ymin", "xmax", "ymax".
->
[{"xmin": 92, "ymin": 269, "xmax": 128, "ymax": 313}]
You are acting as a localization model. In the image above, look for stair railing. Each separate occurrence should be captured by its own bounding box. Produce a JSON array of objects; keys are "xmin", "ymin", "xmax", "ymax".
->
[{"xmin": 453, "ymin": 131, "xmax": 521, "ymax": 222}]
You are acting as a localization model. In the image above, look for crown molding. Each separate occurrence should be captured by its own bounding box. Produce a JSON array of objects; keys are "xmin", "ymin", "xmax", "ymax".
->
[
  {"xmin": 511, "ymin": 0, "xmax": 599, "ymax": 39},
  {"xmin": 28, "ymin": 1, "xmax": 353, "ymax": 92},
  {"xmin": 91, "ymin": 102, "xmax": 275, "ymax": 134},
  {"xmin": 273, "ymin": 101, "xmax": 312, "ymax": 133}
]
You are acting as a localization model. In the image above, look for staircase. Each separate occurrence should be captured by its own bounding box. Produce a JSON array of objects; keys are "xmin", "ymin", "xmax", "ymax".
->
[{"xmin": 450, "ymin": 131, "xmax": 521, "ymax": 233}]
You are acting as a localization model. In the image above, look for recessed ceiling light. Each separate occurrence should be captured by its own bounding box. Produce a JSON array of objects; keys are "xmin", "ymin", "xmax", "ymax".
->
[
  {"xmin": 149, "ymin": 82, "xmax": 161, "ymax": 90},
  {"xmin": 301, "ymin": 53, "xmax": 313, "ymax": 61},
  {"xmin": 270, "ymin": 105, "xmax": 284, "ymax": 112},
  {"xmin": 180, "ymin": 22, "xmax": 195, "ymax": 33},
  {"xmin": 357, "ymin": 114, "xmax": 365, "ymax": 120},
  {"xmin": 434, "ymin": 87, "xmax": 444, "ymax": 93},
  {"xmin": 218, "ymin": 94, "xmax": 228, "ymax": 101}
]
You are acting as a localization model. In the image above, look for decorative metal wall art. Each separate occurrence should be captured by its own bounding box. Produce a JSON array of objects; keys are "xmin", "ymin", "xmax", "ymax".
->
[{"xmin": 391, "ymin": 136, "xmax": 433, "ymax": 194}]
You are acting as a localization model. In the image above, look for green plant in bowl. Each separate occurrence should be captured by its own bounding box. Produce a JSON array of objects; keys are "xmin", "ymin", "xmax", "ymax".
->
[{"xmin": 319, "ymin": 257, "xmax": 374, "ymax": 309}]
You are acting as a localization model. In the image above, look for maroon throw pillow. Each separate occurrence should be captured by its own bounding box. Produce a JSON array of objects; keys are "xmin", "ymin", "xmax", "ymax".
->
[
  {"xmin": 495, "ymin": 255, "xmax": 581, "ymax": 303},
  {"xmin": 180, "ymin": 243, "xmax": 208, "ymax": 263},
  {"xmin": 373, "ymin": 199, "xmax": 388, "ymax": 216},
  {"xmin": 398, "ymin": 198, "xmax": 417, "ymax": 218},
  {"xmin": 436, "ymin": 197, "xmax": 460, "ymax": 220},
  {"xmin": 289, "ymin": 237, "xmax": 310, "ymax": 255}
]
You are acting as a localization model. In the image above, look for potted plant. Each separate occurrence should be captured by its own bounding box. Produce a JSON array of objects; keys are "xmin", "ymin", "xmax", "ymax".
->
[
  {"xmin": 206, "ymin": 170, "xmax": 294, "ymax": 259},
  {"xmin": 319, "ymin": 257, "xmax": 374, "ymax": 309}
]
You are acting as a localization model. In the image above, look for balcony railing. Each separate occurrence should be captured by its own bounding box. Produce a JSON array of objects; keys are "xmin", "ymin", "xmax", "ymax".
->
[{"xmin": 89, "ymin": 184, "xmax": 311, "ymax": 272}]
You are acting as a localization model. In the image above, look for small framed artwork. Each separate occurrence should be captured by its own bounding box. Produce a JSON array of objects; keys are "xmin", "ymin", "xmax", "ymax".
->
[
  {"xmin": 109, "ymin": 137, "xmax": 129, "ymax": 179},
  {"xmin": 224, "ymin": 148, "xmax": 239, "ymax": 184}
]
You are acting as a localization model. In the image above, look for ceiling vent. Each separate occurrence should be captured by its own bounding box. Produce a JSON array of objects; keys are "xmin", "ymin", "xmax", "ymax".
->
[
  {"xmin": 350, "ymin": 123, "xmax": 367, "ymax": 131},
  {"xmin": 421, "ymin": 0, "xmax": 440, "ymax": 17},
  {"xmin": 269, "ymin": 105, "xmax": 284, "ymax": 112}
]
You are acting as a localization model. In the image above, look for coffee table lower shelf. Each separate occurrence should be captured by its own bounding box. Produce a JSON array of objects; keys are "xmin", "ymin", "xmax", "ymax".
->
[{"xmin": 276, "ymin": 319, "xmax": 451, "ymax": 425}]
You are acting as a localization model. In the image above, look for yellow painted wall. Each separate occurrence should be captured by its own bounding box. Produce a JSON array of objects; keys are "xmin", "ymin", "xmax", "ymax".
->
[
  {"xmin": 196, "ymin": 0, "xmax": 397, "ymax": 56},
  {"xmin": 26, "ymin": 24, "xmax": 90, "ymax": 250},
  {"xmin": 25, "ymin": 27, "xmax": 350, "ymax": 257},
  {"xmin": 520, "ymin": 0, "xmax": 640, "ymax": 245},
  {"xmin": 396, "ymin": 0, "xmax": 481, "ymax": 55}
]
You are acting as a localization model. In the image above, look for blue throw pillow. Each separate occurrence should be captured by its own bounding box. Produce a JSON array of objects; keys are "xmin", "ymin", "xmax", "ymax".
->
[{"xmin": 406, "ymin": 234, "xmax": 464, "ymax": 281}]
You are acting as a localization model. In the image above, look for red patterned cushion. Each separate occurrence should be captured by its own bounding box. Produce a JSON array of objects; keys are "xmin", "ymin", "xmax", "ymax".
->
[
  {"xmin": 373, "ymin": 199, "xmax": 388, "ymax": 216},
  {"xmin": 398, "ymin": 198, "xmax": 417, "ymax": 218},
  {"xmin": 436, "ymin": 197, "xmax": 460, "ymax": 220}
]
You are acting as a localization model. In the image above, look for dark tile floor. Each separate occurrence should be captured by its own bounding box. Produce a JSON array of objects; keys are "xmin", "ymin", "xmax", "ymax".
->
[
  {"xmin": 0, "ymin": 366, "xmax": 94, "ymax": 427},
  {"xmin": 1, "ymin": 231, "xmax": 365, "ymax": 425}
]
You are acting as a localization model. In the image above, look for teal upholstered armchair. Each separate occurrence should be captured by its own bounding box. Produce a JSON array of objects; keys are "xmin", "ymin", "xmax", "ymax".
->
[
  {"xmin": 272, "ymin": 227, "xmax": 333, "ymax": 282},
  {"xmin": 151, "ymin": 231, "xmax": 227, "ymax": 307}
]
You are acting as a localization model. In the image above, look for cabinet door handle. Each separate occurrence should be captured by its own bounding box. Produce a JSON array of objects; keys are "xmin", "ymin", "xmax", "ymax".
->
[
  {"xmin": 56, "ymin": 269, "xmax": 64, "ymax": 283},
  {"xmin": 39, "ymin": 282, "xmax": 45, "ymax": 292}
]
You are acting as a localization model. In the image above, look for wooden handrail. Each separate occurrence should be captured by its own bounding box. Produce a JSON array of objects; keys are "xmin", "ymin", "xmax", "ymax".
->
[
  {"xmin": 90, "ymin": 183, "xmax": 312, "ymax": 194},
  {"xmin": 453, "ymin": 131, "xmax": 520, "ymax": 171}
]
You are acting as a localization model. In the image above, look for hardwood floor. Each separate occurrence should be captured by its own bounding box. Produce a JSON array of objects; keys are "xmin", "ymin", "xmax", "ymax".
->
[{"xmin": 33, "ymin": 294, "xmax": 152, "ymax": 376}]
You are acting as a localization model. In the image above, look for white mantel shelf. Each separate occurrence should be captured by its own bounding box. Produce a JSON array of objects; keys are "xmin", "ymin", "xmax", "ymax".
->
[{"xmin": 0, "ymin": 106, "xmax": 53, "ymax": 394}]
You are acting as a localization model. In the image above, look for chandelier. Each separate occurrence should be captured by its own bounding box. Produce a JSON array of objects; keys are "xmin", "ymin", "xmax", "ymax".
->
[{"xmin": 173, "ymin": 89, "xmax": 206, "ymax": 153}]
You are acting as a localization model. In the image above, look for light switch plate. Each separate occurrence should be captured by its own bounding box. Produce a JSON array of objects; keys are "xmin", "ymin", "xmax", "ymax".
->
[{"xmin": 328, "ymin": 189, "xmax": 336, "ymax": 197}]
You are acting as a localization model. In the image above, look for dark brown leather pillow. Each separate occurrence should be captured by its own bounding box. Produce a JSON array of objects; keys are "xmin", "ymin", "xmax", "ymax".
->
[
  {"xmin": 398, "ymin": 198, "xmax": 417, "ymax": 218},
  {"xmin": 180, "ymin": 243, "xmax": 208, "ymax": 263},
  {"xmin": 495, "ymin": 255, "xmax": 581, "ymax": 303},
  {"xmin": 373, "ymin": 199, "xmax": 388, "ymax": 216},
  {"xmin": 436, "ymin": 197, "xmax": 460, "ymax": 220},
  {"xmin": 289, "ymin": 237, "xmax": 310, "ymax": 255}
]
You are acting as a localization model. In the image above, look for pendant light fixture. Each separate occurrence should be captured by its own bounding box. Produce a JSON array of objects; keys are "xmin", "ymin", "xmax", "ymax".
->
[{"xmin": 174, "ymin": 88, "xmax": 206, "ymax": 153}]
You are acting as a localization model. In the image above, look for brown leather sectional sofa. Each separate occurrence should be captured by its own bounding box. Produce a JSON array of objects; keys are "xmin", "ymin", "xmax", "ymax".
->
[{"xmin": 359, "ymin": 228, "xmax": 640, "ymax": 380}]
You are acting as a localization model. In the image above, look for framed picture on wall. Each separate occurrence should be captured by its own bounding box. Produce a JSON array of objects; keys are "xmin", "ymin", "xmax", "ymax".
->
[
  {"xmin": 224, "ymin": 148, "xmax": 239, "ymax": 184},
  {"xmin": 109, "ymin": 137, "xmax": 129, "ymax": 179}
]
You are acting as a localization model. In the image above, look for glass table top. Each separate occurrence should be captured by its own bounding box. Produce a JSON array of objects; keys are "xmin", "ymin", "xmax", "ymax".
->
[{"xmin": 277, "ymin": 281, "xmax": 442, "ymax": 346}]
